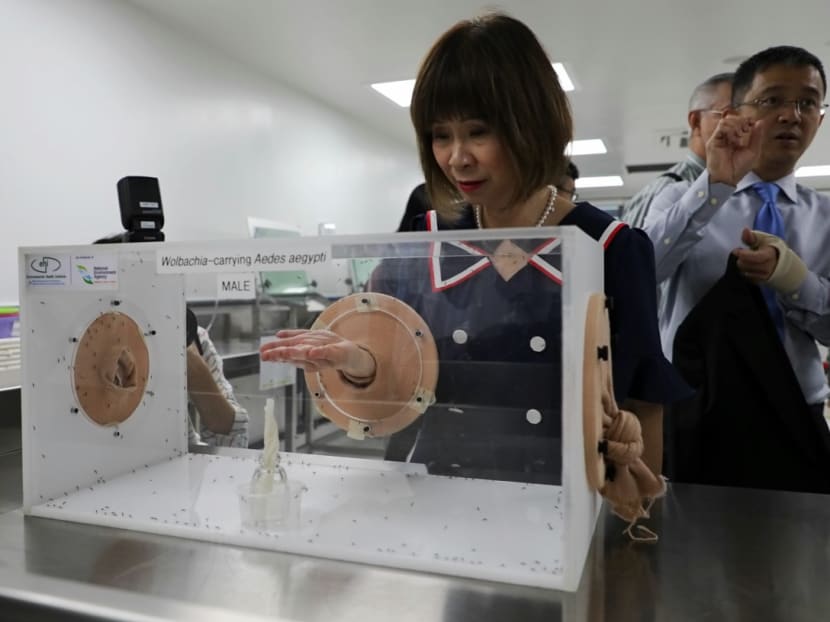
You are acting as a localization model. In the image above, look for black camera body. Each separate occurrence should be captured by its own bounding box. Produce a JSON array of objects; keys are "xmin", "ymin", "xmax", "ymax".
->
[
  {"xmin": 117, "ymin": 176, "xmax": 165, "ymax": 242},
  {"xmin": 110, "ymin": 176, "xmax": 197, "ymax": 346}
]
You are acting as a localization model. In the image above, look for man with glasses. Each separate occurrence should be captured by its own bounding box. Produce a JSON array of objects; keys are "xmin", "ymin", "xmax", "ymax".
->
[
  {"xmin": 644, "ymin": 46, "xmax": 830, "ymax": 488},
  {"xmin": 622, "ymin": 73, "xmax": 733, "ymax": 229}
]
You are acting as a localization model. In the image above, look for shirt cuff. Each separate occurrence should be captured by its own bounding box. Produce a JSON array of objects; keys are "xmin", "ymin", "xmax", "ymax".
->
[
  {"xmin": 780, "ymin": 270, "xmax": 822, "ymax": 312},
  {"xmin": 685, "ymin": 172, "xmax": 733, "ymax": 229}
]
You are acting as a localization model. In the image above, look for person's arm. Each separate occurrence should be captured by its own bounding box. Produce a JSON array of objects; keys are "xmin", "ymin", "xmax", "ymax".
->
[
  {"xmin": 259, "ymin": 329, "xmax": 376, "ymax": 380},
  {"xmin": 736, "ymin": 228, "xmax": 830, "ymax": 344},
  {"xmin": 644, "ymin": 113, "xmax": 767, "ymax": 284},
  {"xmin": 604, "ymin": 226, "xmax": 692, "ymax": 476},
  {"xmin": 188, "ymin": 330, "xmax": 249, "ymax": 447},
  {"xmin": 642, "ymin": 174, "xmax": 734, "ymax": 283},
  {"xmin": 781, "ymin": 274, "xmax": 830, "ymax": 344},
  {"xmin": 620, "ymin": 177, "xmax": 670, "ymax": 229},
  {"xmin": 187, "ymin": 345, "xmax": 235, "ymax": 434}
]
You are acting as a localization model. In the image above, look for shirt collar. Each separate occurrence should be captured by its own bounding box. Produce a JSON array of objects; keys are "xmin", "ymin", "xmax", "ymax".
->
[
  {"xmin": 686, "ymin": 152, "xmax": 705, "ymax": 171},
  {"xmin": 736, "ymin": 171, "xmax": 798, "ymax": 204}
]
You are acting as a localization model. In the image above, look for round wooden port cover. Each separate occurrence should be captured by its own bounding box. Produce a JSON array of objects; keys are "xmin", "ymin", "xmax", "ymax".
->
[
  {"xmin": 305, "ymin": 293, "xmax": 439, "ymax": 438},
  {"xmin": 73, "ymin": 312, "xmax": 150, "ymax": 426}
]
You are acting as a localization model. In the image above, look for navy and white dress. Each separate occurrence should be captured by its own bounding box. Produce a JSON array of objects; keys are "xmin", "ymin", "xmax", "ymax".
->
[{"xmin": 371, "ymin": 204, "xmax": 688, "ymax": 484}]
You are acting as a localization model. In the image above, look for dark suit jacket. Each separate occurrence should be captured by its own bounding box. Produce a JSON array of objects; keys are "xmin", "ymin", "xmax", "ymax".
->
[{"xmin": 668, "ymin": 255, "xmax": 830, "ymax": 493}]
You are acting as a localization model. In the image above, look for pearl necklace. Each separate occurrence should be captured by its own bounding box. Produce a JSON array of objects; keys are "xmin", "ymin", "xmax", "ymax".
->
[{"xmin": 474, "ymin": 185, "xmax": 558, "ymax": 229}]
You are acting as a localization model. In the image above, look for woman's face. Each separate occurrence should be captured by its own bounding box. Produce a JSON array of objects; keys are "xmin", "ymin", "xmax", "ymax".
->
[{"xmin": 431, "ymin": 118, "xmax": 516, "ymax": 209}]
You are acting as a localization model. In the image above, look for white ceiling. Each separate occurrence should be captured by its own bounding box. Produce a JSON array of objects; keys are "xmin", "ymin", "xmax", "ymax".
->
[{"xmin": 128, "ymin": 0, "xmax": 830, "ymax": 200}]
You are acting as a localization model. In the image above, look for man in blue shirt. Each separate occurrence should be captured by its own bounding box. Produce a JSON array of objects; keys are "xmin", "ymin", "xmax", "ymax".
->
[{"xmin": 644, "ymin": 45, "xmax": 829, "ymax": 414}]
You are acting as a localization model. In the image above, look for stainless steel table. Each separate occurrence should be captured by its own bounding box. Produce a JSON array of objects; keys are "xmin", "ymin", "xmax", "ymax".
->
[{"xmin": 1, "ymin": 447, "xmax": 829, "ymax": 621}]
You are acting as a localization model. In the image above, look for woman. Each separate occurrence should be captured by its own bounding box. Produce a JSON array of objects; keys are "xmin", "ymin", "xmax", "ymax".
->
[{"xmin": 261, "ymin": 13, "xmax": 687, "ymax": 484}]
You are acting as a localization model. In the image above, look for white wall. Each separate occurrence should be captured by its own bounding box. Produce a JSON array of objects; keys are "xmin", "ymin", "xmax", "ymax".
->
[{"xmin": 0, "ymin": 0, "xmax": 422, "ymax": 304}]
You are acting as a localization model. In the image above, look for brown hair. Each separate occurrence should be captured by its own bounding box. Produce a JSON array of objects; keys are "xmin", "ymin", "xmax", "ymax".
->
[{"xmin": 410, "ymin": 13, "xmax": 572, "ymax": 221}]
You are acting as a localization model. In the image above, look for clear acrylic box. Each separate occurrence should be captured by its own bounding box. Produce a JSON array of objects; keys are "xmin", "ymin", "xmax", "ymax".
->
[{"xmin": 19, "ymin": 226, "xmax": 603, "ymax": 591}]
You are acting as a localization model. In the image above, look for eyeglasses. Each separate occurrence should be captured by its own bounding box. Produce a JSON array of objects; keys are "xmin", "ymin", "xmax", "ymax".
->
[
  {"xmin": 557, "ymin": 187, "xmax": 578, "ymax": 202},
  {"xmin": 692, "ymin": 107, "xmax": 728, "ymax": 117},
  {"xmin": 735, "ymin": 96, "xmax": 828, "ymax": 118}
]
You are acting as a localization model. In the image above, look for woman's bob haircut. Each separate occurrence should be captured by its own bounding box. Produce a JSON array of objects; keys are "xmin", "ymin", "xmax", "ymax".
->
[{"xmin": 410, "ymin": 13, "xmax": 573, "ymax": 221}]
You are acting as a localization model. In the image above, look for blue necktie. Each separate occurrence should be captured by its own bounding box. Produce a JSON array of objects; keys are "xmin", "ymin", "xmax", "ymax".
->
[{"xmin": 752, "ymin": 182, "xmax": 786, "ymax": 339}]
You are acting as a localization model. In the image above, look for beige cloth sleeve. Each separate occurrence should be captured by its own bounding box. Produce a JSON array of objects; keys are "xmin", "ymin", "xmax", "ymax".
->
[{"xmin": 749, "ymin": 230, "xmax": 808, "ymax": 294}]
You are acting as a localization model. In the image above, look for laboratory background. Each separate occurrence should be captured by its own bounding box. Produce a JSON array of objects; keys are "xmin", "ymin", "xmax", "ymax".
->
[{"xmin": 1, "ymin": 1, "xmax": 830, "ymax": 620}]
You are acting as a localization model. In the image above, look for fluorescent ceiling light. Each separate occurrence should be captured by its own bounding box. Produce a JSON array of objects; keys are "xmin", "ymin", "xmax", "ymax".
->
[
  {"xmin": 575, "ymin": 175, "xmax": 624, "ymax": 189},
  {"xmin": 552, "ymin": 63, "xmax": 575, "ymax": 91},
  {"xmin": 370, "ymin": 79, "xmax": 416, "ymax": 107},
  {"xmin": 566, "ymin": 139, "xmax": 606, "ymax": 156},
  {"xmin": 795, "ymin": 165, "xmax": 830, "ymax": 177},
  {"xmin": 372, "ymin": 61, "xmax": 574, "ymax": 107}
]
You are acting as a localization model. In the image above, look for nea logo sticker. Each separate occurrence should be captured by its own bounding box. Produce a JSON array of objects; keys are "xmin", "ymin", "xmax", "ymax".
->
[{"xmin": 216, "ymin": 273, "xmax": 256, "ymax": 300}]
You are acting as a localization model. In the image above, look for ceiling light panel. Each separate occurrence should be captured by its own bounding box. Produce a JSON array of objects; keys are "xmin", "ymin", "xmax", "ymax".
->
[
  {"xmin": 552, "ymin": 63, "xmax": 575, "ymax": 91},
  {"xmin": 795, "ymin": 165, "xmax": 830, "ymax": 177},
  {"xmin": 370, "ymin": 79, "xmax": 416, "ymax": 107},
  {"xmin": 574, "ymin": 176, "xmax": 624, "ymax": 189},
  {"xmin": 371, "ymin": 62, "xmax": 574, "ymax": 107},
  {"xmin": 567, "ymin": 139, "xmax": 606, "ymax": 156}
]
